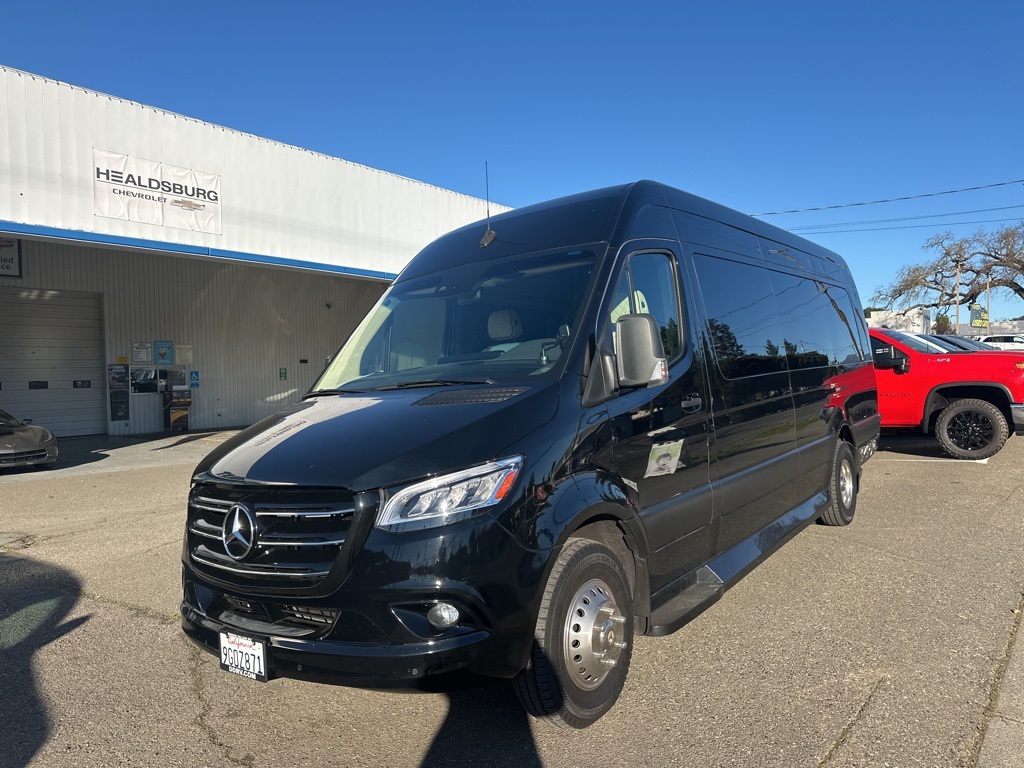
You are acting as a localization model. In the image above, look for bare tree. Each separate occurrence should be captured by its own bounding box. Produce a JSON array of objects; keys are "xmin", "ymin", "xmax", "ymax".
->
[{"xmin": 872, "ymin": 223, "xmax": 1024, "ymax": 313}]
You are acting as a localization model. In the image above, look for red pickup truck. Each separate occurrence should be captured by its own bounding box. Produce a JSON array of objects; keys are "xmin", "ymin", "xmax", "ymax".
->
[{"xmin": 869, "ymin": 327, "xmax": 1024, "ymax": 458}]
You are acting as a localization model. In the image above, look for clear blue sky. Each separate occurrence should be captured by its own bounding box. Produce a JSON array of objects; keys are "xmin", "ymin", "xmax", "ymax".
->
[{"xmin": 5, "ymin": 1, "xmax": 1024, "ymax": 318}]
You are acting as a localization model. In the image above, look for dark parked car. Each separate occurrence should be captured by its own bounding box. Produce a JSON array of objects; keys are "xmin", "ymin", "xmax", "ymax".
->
[
  {"xmin": 0, "ymin": 409, "xmax": 59, "ymax": 469},
  {"xmin": 924, "ymin": 334, "xmax": 998, "ymax": 351}
]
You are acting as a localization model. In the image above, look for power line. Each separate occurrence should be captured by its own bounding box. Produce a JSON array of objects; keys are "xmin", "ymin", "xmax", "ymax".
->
[
  {"xmin": 753, "ymin": 178, "xmax": 1024, "ymax": 217},
  {"xmin": 791, "ymin": 216, "xmax": 1024, "ymax": 235},
  {"xmin": 789, "ymin": 204, "xmax": 1024, "ymax": 232}
]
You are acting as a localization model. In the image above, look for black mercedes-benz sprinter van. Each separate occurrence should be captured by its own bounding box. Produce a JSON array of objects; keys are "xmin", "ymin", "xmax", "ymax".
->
[{"xmin": 181, "ymin": 181, "xmax": 880, "ymax": 728}]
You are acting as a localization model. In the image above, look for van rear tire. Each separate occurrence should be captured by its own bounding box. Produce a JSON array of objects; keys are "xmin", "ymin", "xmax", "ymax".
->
[
  {"xmin": 513, "ymin": 538, "xmax": 633, "ymax": 729},
  {"xmin": 819, "ymin": 441, "xmax": 857, "ymax": 526}
]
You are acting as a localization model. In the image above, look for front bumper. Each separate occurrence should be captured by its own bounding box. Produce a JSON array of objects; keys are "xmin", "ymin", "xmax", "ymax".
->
[
  {"xmin": 179, "ymin": 512, "xmax": 543, "ymax": 687},
  {"xmin": 0, "ymin": 443, "xmax": 58, "ymax": 469},
  {"xmin": 1011, "ymin": 404, "xmax": 1024, "ymax": 436},
  {"xmin": 180, "ymin": 600, "xmax": 492, "ymax": 686}
]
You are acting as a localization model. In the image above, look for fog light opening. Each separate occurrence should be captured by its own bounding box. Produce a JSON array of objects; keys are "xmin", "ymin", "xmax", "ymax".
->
[{"xmin": 427, "ymin": 602, "xmax": 460, "ymax": 630}]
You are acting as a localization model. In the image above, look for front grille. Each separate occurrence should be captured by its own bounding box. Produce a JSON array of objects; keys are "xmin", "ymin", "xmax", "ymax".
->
[
  {"xmin": 217, "ymin": 594, "xmax": 341, "ymax": 636},
  {"xmin": 281, "ymin": 604, "xmax": 340, "ymax": 627},
  {"xmin": 187, "ymin": 483, "xmax": 360, "ymax": 587},
  {"xmin": 0, "ymin": 449, "xmax": 47, "ymax": 465}
]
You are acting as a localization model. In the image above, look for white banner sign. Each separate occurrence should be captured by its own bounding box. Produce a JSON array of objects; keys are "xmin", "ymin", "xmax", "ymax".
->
[
  {"xmin": 132, "ymin": 341, "xmax": 153, "ymax": 364},
  {"xmin": 93, "ymin": 149, "xmax": 222, "ymax": 234},
  {"xmin": 0, "ymin": 238, "xmax": 22, "ymax": 277}
]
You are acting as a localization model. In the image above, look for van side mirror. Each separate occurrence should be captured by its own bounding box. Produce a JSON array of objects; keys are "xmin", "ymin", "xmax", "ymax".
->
[
  {"xmin": 873, "ymin": 345, "xmax": 910, "ymax": 374},
  {"xmin": 615, "ymin": 314, "xmax": 669, "ymax": 388}
]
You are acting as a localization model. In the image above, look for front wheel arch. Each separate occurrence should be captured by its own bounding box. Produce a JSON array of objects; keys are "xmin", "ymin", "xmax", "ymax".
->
[{"xmin": 513, "ymin": 538, "xmax": 634, "ymax": 728}]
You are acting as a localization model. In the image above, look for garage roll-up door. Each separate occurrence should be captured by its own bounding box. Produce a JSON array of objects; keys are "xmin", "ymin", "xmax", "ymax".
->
[{"xmin": 0, "ymin": 287, "xmax": 106, "ymax": 436}]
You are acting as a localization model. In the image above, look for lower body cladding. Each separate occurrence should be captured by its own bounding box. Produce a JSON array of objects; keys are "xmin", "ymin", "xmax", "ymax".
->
[{"xmin": 180, "ymin": 515, "xmax": 544, "ymax": 687}]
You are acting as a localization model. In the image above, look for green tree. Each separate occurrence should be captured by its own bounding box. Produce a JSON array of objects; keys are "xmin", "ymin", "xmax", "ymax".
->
[{"xmin": 932, "ymin": 315, "xmax": 953, "ymax": 334}]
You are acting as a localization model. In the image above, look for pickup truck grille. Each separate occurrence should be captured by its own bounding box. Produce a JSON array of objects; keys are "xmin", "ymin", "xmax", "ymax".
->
[{"xmin": 186, "ymin": 483, "xmax": 361, "ymax": 588}]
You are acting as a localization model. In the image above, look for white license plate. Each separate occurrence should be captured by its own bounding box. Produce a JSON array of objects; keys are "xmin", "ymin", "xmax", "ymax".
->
[{"xmin": 219, "ymin": 632, "xmax": 268, "ymax": 682}]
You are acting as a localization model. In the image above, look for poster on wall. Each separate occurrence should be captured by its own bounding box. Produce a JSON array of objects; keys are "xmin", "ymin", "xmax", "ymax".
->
[
  {"xmin": 132, "ymin": 341, "xmax": 153, "ymax": 364},
  {"xmin": 108, "ymin": 364, "xmax": 130, "ymax": 421},
  {"xmin": 176, "ymin": 344, "xmax": 193, "ymax": 366},
  {"xmin": 93, "ymin": 149, "xmax": 222, "ymax": 235},
  {"xmin": 154, "ymin": 340, "xmax": 175, "ymax": 365}
]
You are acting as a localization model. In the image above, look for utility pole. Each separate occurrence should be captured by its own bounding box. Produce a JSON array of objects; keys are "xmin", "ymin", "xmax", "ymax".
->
[
  {"xmin": 955, "ymin": 261, "xmax": 961, "ymax": 334},
  {"xmin": 986, "ymin": 274, "xmax": 991, "ymax": 334}
]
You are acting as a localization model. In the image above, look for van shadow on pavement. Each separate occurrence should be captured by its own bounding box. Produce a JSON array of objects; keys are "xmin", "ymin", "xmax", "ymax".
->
[
  {"xmin": 420, "ymin": 678, "xmax": 544, "ymax": 768},
  {"xmin": 0, "ymin": 553, "xmax": 90, "ymax": 768}
]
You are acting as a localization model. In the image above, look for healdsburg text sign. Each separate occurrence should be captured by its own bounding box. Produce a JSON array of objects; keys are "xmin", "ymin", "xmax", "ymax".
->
[{"xmin": 93, "ymin": 149, "xmax": 222, "ymax": 235}]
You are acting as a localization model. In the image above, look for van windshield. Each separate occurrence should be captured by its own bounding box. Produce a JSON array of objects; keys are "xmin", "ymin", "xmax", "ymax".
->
[{"xmin": 313, "ymin": 247, "xmax": 600, "ymax": 393}]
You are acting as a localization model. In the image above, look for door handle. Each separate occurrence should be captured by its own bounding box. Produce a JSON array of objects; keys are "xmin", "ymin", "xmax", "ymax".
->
[{"xmin": 680, "ymin": 395, "xmax": 702, "ymax": 411}]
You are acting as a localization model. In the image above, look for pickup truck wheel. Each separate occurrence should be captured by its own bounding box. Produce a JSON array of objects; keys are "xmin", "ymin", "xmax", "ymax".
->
[
  {"xmin": 936, "ymin": 398, "xmax": 1008, "ymax": 460},
  {"xmin": 819, "ymin": 440, "xmax": 857, "ymax": 526},
  {"xmin": 513, "ymin": 538, "xmax": 633, "ymax": 729}
]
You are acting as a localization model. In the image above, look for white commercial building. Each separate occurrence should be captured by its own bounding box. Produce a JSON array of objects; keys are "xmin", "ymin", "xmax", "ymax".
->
[{"xmin": 0, "ymin": 66, "xmax": 507, "ymax": 436}]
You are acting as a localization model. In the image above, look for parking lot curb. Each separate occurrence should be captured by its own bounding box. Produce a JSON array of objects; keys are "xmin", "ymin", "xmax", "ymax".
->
[{"xmin": 975, "ymin": 590, "xmax": 1024, "ymax": 767}]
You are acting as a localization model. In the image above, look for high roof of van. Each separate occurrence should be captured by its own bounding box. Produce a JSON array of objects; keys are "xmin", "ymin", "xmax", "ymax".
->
[{"xmin": 402, "ymin": 180, "xmax": 851, "ymax": 283}]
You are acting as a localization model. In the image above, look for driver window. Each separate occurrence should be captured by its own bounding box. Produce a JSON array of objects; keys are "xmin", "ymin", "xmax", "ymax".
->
[{"xmin": 610, "ymin": 252, "xmax": 682, "ymax": 359}]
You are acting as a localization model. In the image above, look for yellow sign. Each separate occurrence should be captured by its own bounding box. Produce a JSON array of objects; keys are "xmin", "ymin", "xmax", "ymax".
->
[{"xmin": 116, "ymin": 356, "xmax": 129, "ymax": 364}]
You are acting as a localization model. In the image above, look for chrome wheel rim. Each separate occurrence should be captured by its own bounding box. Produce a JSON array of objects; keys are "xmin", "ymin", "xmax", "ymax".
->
[
  {"xmin": 839, "ymin": 459, "xmax": 854, "ymax": 509},
  {"xmin": 563, "ymin": 578, "xmax": 627, "ymax": 691}
]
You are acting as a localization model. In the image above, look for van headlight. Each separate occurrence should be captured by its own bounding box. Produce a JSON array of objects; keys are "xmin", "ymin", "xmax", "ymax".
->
[{"xmin": 376, "ymin": 456, "xmax": 522, "ymax": 532}]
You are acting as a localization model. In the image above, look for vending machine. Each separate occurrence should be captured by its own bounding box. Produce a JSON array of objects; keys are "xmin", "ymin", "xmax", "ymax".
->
[{"xmin": 163, "ymin": 389, "xmax": 191, "ymax": 432}]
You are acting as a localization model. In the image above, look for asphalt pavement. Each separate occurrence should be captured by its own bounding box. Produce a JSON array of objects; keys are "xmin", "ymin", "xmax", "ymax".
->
[{"xmin": 0, "ymin": 429, "xmax": 1022, "ymax": 767}]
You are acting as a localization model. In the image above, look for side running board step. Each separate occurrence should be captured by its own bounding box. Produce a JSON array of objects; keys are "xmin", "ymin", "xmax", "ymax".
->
[{"xmin": 648, "ymin": 566, "xmax": 725, "ymax": 637}]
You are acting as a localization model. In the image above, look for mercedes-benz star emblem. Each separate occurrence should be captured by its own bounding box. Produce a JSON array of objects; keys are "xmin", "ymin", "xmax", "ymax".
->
[{"xmin": 222, "ymin": 503, "xmax": 258, "ymax": 561}]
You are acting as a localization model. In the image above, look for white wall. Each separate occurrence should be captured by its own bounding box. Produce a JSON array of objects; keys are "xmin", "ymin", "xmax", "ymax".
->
[
  {"xmin": 0, "ymin": 237, "xmax": 385, "ymax": 435},
  {"xmin": 0, "ymin": 66, "xmax": 509, "ymax": 279},
  {"xmin": 865, "ymin": 308, "xmax": 931, "ymax": 333}
]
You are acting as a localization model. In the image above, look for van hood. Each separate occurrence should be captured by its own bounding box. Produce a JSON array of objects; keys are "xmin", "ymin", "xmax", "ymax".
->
[{"xmin": 194, "ymin": 384, "xmax": 560, "ymax": 491}]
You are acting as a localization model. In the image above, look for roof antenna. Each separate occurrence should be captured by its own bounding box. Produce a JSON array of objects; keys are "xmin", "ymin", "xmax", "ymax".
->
[{"xmin": 480, "ymin": 161, "xmax": 497, "ymax": 248}]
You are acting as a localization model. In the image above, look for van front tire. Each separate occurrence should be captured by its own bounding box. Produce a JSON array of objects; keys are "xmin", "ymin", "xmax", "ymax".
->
[
  {"xmin": 513, "ymin": 538, "xmax": 633, "ymax": 729},
  {"xmin": 820, "ymin": 441, "xmax": 857, "ymax": 526}
]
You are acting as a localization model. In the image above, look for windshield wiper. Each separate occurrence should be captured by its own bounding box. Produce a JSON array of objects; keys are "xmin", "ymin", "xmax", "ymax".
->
[
  {"xmin": 372, "ymin": 378, "xmax": 497, "ymax": 391},
  {"xmin": 304, "ymin": 388, "xmax": 365, "ymax": 398}
]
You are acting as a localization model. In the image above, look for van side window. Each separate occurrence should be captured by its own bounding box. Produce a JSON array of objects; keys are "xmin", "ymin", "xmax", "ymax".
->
[
  {"xmin": 691, "ymin": 255, "xmax": 786, "ymax": 378},
  {"xmin": 769, "ymin": 272, "xmax": 868, "ymax": 367},
  {"xmin": 609, "ymin": 252, "xmax": 682, "ymax": 358}
]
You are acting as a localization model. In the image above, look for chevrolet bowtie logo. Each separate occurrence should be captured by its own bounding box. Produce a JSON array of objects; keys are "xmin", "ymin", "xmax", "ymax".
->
[{"xmin": 171, "ymin": 198, "xmax": 205, "ymax": 212}]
